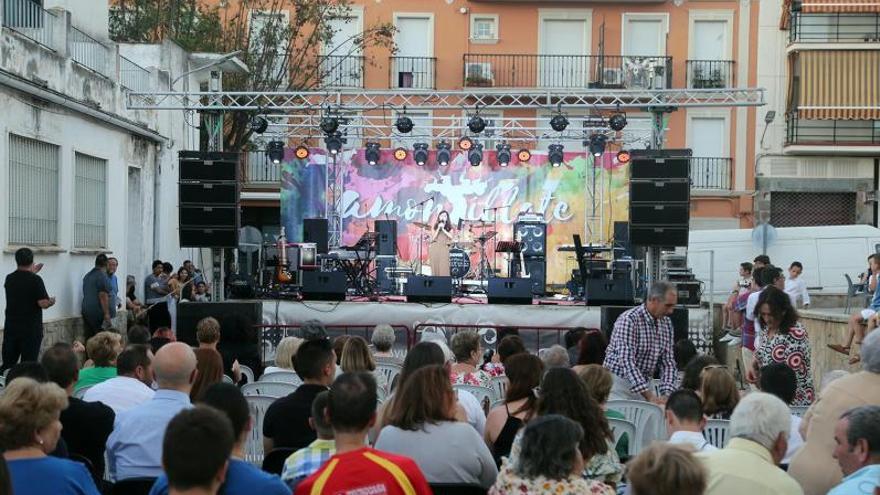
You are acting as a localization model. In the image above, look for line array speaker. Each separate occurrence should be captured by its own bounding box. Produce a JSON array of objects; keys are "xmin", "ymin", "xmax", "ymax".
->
[
  {"xmin": 178, "ymin": 151, "xmax": 239, "ymax": 248},
  {"xmin": 629, "ymin": 149, "xmax": 692, "ymax": 248}
]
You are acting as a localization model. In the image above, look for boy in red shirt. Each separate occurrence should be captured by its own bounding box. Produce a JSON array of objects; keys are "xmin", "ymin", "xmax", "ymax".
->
[{"xmin": 296, "ymin": 371, "xmax": 431, "ymax": 495}]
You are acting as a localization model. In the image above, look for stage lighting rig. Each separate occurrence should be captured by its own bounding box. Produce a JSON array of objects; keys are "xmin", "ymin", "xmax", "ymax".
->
[
  {"xmin": 395, "ymin": 115, "xmax": 414, "ymax": 134},
  {"xmin": 393, "ymin": 147, "xmax": 408, "ymax": 161},
  {"xmin": 267, "ymin": 140, "xmax": 285, "ymax": 164},
  {"xmin": 294, "ymin": 145, "xmax": 310, "ymax": 160},
  {"xmin": 548, "ymin": 144, "xmax": 564, "ymax": 168},
  {"xmin": 517, "ymin": 149, "xmax": 532, "ymax": 163},
  {"xmin": 468, "ymin": 142, "xmax": 484, "ymax": 167},
  {"xmin": 609, "ymin": 112, "xmax": 628, "ymax": 131},
  {"xmin": 458, "ymin": 136, "xmax": 474, "ymax": 151},
  {"xmin": 616, "ymin": 150, "xmax": 631, "ymax": 164},
  {"xmin": 324, "ymin": 131, "xmax": 345, "ymax": 155},
  {"xmin": 320, "ymin": 116, "xmax": 339, "ymax": 134},
  {"xmin": 413, "ymin": 143, "xmax": 429, "ymax": 166},
  {"xmin": 496, "ymin": 143, "xmax": 511, "ymax": 167},
  {"xmin": 365, "ymin": 142, "xmax": 381, "ymax": 165},
  {"xmin": 588, "ymin": 134, "xmax": 607, "ymax": 157},
  {"xmin": 468, "ymin": 114, "xmax": 487, "ymax": 134},
  {"xmin": 436, "ymin": 141, "xmax": 451, "ymax": 166},
  {"xmin": 550, "ymin": 114, "xmax": 569, "ymax": 132},
  {"xmin": 249, "ymin": 115, "xmax": 268, "ymax": 134}
]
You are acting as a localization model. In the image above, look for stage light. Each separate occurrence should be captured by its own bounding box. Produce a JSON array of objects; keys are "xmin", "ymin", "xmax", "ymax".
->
[
  {"xmin": 609, "ymin": 112, "xmax": 628, "ymax": 131},
  {"xmin": 395, "ymin": 115, "xmax": 414, "ymax": 134},
  {"xmin": 267, "ymin": 141, "xmax": 285, "ymax": 164},
  {"xmin": 393, "ymin": 147, "xmax": 408, "ymax": 161},
  {"xmin": 496, "ymin": 143, "xmax": 511, "ymax": 167},
  {"xmin": 468, "ymin": 114, "xmax": 487, "ymax": 134},
  {"xmin": 588, "ymin": 134, "xmax": 607, "ymax": 157},
  {"xmin": 458, "ymin": 136, "xmax": 473, "ymax": 151},
  {"xmin": 468, "ymin": 143, "xmax": 484, "ymax": 167},
  {"xmin": 616, "ymin": 150, "xmax": 631, "ymax": 164},
  {"xmin": 320, "ymin": 116, "xmax": 339, "ymax": 134},
  {"xmin": 365, "ymin": 142, "xmax": 381, "ymax": 165},
  {"xmin": 294, "ymin": 145, "xmax": 310, "ymax": 160},
  {"xmin": 550, "ymin": 114, "xmax": 569, "ymax": 132},
  {"xmin": 436, "ymin": 141, "xmax": 451, "ymax": 166},
  {"xmin": 249, "ymin": 115, "xmax": 268, "ymax": 134},
  {"xmin": 324, "ymin": 131, "xmax": 344, "ymax": 155},
  {"xmin": 413, "ymin": 143, "xmax": 429, "ymax": 166},
  {"xmin": 517, "ymin": 149, "xmax": 532, "ymax": 162},
  {"xmin": 548, "ymin": 144, "xmax": 564, "ymax": 168}
]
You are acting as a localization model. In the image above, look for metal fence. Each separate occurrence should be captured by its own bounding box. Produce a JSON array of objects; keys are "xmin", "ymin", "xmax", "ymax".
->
[
  {"xmin": 686, "ymin": 60, "xmax": 735, "ymax": 89},
  {"xmin": 690, "ymin": 157, "xmax": 732, "ymax": 190},
  {"xmin": 2, "ymin": 0, "xmax": 61, "ymax": 49},
  {"xmin": 389, "ymin": 56, "xmax": 436, "ymax": 89},
  {"xmin": 786, "ymin": 113, "xmax": 880, "ymax": 145},
  {"xmin": 69, "ymin": 25, "xmax": 109, "ymax": 75},
  {"xmin": 771, "ymin": 191, "xmax": 856, "ymax": 227},
  {"xmin": 790, "ymin": 11, "xmax": 880, "ymax": 43},
  {"xmin": 119, "ymin": 55, "xmax": 151, "ymax": 92},
  {"xmin": 257, "ymin": 325, "xmax": 414, "ymax": 364},
  {"xmin": 320, "ymin": 54, "xmax": 364, "ymax": 88}
]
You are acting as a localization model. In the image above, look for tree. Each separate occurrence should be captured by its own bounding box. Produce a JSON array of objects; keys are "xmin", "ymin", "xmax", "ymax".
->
[{"xmin": 111, "ymin": 0, "xmax": 395, "ymax": 151}]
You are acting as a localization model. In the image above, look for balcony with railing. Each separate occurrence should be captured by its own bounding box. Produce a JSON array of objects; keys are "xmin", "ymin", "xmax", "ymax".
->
[
  {"xmin": 461, "ymin": 53, "xmax": 673, "ymax": 89},
  {"xmin": 789, "ymin": 11, "xmax": 880, "ymax": 43},
  {"xmin": 242, "ymin": 151, "xmax": 281, "ymax": 186},
  {"xmin": 389, "ymin": 56, "xmax": 436, "ymax": 89},
  {"xmin": 690, "ymin": 157, "xmax": 733, "ymax": 190},
  {"xmin": 69, "ymin": 25, "xmax": 110, "ymax": 75},
  {"xmin": 786, "ymin": 112, "xmax": 880, "ymax": 146},
  {"xmin": 319, "ymin": 54, "xmax": 364, "ymax": 88},
  {"xmin": 2, "ymin": 0, "xmax": 62, "ymax": 50},
  {"xmin": 119, "ymin": 55, "xmax": 150, "ymax": 92},
  {"xmin": 686, "ymin": 60, "xmax": 735, "ymax": 89}
]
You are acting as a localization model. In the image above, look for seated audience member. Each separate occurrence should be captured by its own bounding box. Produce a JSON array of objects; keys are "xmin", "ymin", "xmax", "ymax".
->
[
  {"xmin": 332, "ymin": 335, "xmax": 351, "ymax": 367},
  {"xmin": 300, "ymin": 319, "xmax": 328, "ymax": 341},
  {"xmin": 263, "ymin": 338, "xmax": 335, "ymax": 452},
  {"xmin": 160, "ymin": 407, "xmax": 234, "ymax": 495},
  {"xmin": 282, "ymin": 391, "xmax": 335, "ymax": 491},
  {"xmin": 127, "ymin": 324, "xmax": 152, "ymax": 346},
  {"xmin": 539, "ymin": 344, "xmax": 571, "ymax": 370},
  {"xmin": 785, "ymin": 262, "xmax": 810, "ymax": 309},
  {"xmin": 263, "ymin": 336, "xmax": 303, "ymax": 375},
  {"xmin": 106, "ymin": 342, "xmax": 197, "ymax": 481},
  {"xmin": 674, "ymin": 339, "xmax": 698, "ymax": 382},
  {"xmin": 830, "ymin": 254, "xmax": 880, "ymax": 363},
  {"xmin": 759, "ymin": 362, "xmax": 803, "ymax": 465},
  {"xmin": 0, "ymin": 378, "xmax": 101, "ymax": 495},
  {"xmin": 627, "ymin": 443, "xmax": 707, "ymax": 495},
  {"xmin": 665, "ymin": 389, "xmax": 717, "ymax": 452},
  {"xmin": 790, "ymin": 329, "xmax": 880, "ymax": 495},
  {"xmin": 371, "ymin": 324, "xmax": 403, "ymax": 366},
  {"xmin": 197, "ymin": 317, "xmax": 241, "ymax": 384},
  {"xmin": 564, "ymin": 327, "xmax": 588, "ymax": 366},
  {"xmin": 341, "ymin": 336, "xmax": 385, "ymax": 390},
  {"xmin": 150, "ymin": 326, "xmax": 175, "ymax": 354},
  {"xmin": 578, "ymin": 364, "xmax": 630, "ymax": 459},
  {"xmin": 828, "ymin": 405, "xmax": 880, "ymax": 495},
  {"xmin": 41, "ymin": 344, "xmax": 116, "ymax": 476},
  {"xmin": 490, "ymin": 415, "xmax": 613, "ymax": 495},
  {"xmin": 75, "ymin": 331, "xmax": 123, "ymax": 392},
  {"xmin": 572, "ymin": 329, "xmax": 608, "ymax": 374},
  {"xmin": 680, "ymin": 354, "xmax": 721, "ymax": 391},
  {"xmin": 821, "ymin": 370, "xmax": 851, "ymax": 392},
  {"xmin": 149, "ymin": 383, "xmax": 289, "ymax": 495},
  {"xmin": 191, "ymin": 348, "xmax": 224, "ymax": 401},
  {"xmin": 485, "ymin": 354, "xmax": 543, "ymax": 466},
  {"xmin": 699, "ymin": 392, "xmax": 802, "ymax": 495},
  {"xmin": 0, "ymin": 457, "xmax": 10, "ymax": 495},
  {"xmin": 376, "ymin": 365, "xmax": 498, "ymax": 488},
  {"xmin": 216, "ymin": 313, "xmax": 263, "ymax": 382},
  {"xmin": 4, "ymin": 361, "xmax": 48, "ymax": 384},
  {"xmin": 192, "ymin": 281, "xmax": 211, "ymax": 302},
  {"xmin": 484, "ymin": 335, "xmax": 528, "ymax": 376},
  {"xmin": 700, "ymin": 366, "xmax": 739, "ymax": 420},
  {"xmin": 84, "ymin": 344, "xmax": 155, "ymax": 414},
  {"xmin": 296, "ymin": 372, "xmax": 432, "ymax": 495},
  {"xmin": 449, "ymin": 330, "xmax": 493, "ymax": 386}
]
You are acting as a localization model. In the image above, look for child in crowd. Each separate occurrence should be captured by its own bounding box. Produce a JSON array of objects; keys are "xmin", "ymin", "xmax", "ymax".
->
[
  {"xmin": 784, "ymin": 261, "xmax": 810, "ymax": 309},
  {"xmin": 723, "ymin": 262, "xmax": 753, "ymax": 331},
  {"xmin": 829, "ymin": 253, "xmax": 880, "ymax": 364}
]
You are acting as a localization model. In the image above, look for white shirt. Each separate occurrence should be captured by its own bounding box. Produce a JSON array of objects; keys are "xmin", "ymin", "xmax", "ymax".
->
[
  {"xmin": 782, "ymin": 414, "xmax": 803, "ymax": 465},
  {"xmin": 83, "ymin": 376, "xmax": 155, "ymax": 415},
  {"xmin": 669, "ymin": 430, "xmax": 718, "ymax": 452},
  {"xmin": 784, "ymin": 277, "xmax": 810, "ymax": 307},
  {"xmin": 457, "ymin": 389, "xmax": 486, "ymax": 436}
]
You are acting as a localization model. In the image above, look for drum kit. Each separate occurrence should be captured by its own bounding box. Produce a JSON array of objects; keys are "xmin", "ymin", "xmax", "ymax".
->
[{"xmin": 411, "ymin": 219, "xmax": 496, "ymax": 282}]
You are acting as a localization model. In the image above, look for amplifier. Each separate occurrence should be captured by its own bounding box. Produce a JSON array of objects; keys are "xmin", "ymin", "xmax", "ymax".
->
[{"xmin": 674, "ymin": 281, "xmax": 702, "ymax": 306}]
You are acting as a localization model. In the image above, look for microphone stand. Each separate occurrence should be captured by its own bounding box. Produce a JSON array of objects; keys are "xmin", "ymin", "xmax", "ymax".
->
[
  {"xmin": 414, "ymin": 195, "xmax": 435, "ymax": 276},
  {"xmin": 483, "ymin": 205, "xmax": 509, "ymax": 278}
]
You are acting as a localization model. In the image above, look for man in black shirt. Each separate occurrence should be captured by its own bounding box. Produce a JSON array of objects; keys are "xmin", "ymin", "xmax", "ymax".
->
[
  {"xmin": 262, "ymin": 338, "xmax": 336, "ymax": 452},
  {"xmin": 1, "ymin": 247, "xmax": 55, "ymax": 372}
]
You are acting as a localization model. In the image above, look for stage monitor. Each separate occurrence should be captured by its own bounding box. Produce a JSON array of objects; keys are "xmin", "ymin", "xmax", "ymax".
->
[
  {"xmin": 301, "ymin": 271, "xmax": 347, "ymax": 301},
  {"xmin": 487, "ymin": 278, "xmax": 533, "ymax": 305},
  {"xmin": 405, "ymin": 275, "xmax": 452, "ymax": 303}
]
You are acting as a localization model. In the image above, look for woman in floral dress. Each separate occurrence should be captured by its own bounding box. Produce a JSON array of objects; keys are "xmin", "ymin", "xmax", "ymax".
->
[{"xmin": 449, "ymin": 330, "xmax": 493, "ymax": 387}]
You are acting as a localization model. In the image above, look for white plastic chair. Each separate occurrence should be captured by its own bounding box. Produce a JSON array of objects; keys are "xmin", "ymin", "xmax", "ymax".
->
[
  {"xmin": 453, "ymin": 384, "xmax": 495, "ymax": 413},
  {"xmin": 241, "ymin": 381, "xmax": 297, "ymax": 398},
  {"xmin": 607, "ymin": 399, "xmax": 665, "ymax": 453},
  {"xmin": 375, "ymin": 363, "xmax": 403, "ymax": 392},
  {"xmin": 259, "ymin": 370, "xmax": 303, "ymax": 387},
  {"xmin": 244, "ymin": 395, "xmax": 276, "ymax": 465},
  {"xmin": 608, "ymin": 417, "xmax": 637, "ymax": 457},
  {"xmin": 703, "ymin": 419, "xmax": 730, "ymax": 449},
  {"xmin": 790, "ymin": 405, "xmax": 809, "ymax": 418},
  {"xmin": 239, "ymin": 364, "xmax": 255, "ymax": 384},
  {"xmin": 73, "ymin": 386, "xmax": 92, "ymax": 400},
  {"xmin": 489, "ymin": 376, "xmax": 508, "ymax": 401},
  {"xmin": 222, "ymin": 374, "xmax": 234, "ymax": 384}
]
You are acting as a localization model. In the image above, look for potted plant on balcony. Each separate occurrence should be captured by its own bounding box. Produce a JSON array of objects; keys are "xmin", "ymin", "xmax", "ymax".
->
[{"xmin": 465, "ymin": 75, "xmax": 493, "ymax": 87}]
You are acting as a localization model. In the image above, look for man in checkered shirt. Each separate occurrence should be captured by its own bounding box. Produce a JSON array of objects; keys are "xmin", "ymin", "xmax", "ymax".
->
[
  {"xmin": 281, "ymin": 390, "xmax": 335, "ymax": 490},
  {"xmin": 604, "ymin": 281, "xmax": 679, "ymax": 403}
]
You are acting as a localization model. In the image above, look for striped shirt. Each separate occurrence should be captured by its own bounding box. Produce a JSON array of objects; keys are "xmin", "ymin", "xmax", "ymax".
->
[
  {"xmin": 295, "ymin": 447, "xmax": 431, "ymax": 495},
  {"xmin": 603, "ymin": 304, "xmax": 677, "ymax": 395}
]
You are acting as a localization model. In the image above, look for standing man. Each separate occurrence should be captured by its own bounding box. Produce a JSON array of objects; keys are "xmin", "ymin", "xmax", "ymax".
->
[
  {"xmin": 604, "ymin": 281, "xmax": 678, "ymax": 403},
  {"xmin": 107, "ymin": 257, "xmax": 120, "ymax": 321},
  {"xmin": 145, "ymin": 259, "xmax": 170, "ymax": 331},
  {"xmin": 1, "ymin": 247, "xmax": 55, "ymax": 372},
  {"xmin": 82, "ymin": 254, "xmax": 112, "ymax": 339}
]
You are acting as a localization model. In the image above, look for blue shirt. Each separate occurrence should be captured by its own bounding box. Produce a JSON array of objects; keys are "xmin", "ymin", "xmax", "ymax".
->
[
  {"xmin": 828, "ymin": 464, "xmax": 880, "ymax": 495},
  {"xmin": 7, "ymin": 456, "xmax": 101, "ymax": 495},
  {"xmin": 871, "ymin": 282, "xmax": 880, "ymax": 310},
  {"xmin": 148, "ymin": 458, "xmax": 290, "ymax": 495},
  {"xmin": 81, "ymin": 267, "xmax": 110, "ymax": 323},
  {"xmin": 107, "ymin": 273, "xmax": 118, "ymax": 318},
  {"xmin": 106, "ymin": 389, "xmax": 192, "ymax": 481}
]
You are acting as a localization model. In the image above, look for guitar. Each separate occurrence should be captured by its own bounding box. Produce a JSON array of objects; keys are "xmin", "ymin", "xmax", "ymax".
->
[
  {"xmin": 516, "ymin": 231, "xmax": 529, "ymax": 278},
  {"xmin": 276, "ymin": 226, "xmax": 293, "ymax": 283}
]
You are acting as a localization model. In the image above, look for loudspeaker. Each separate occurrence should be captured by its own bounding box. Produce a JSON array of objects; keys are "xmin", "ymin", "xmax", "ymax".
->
[
  {"xmin": 179, "ymin": 183, "xmax": 239, "ymax": 205},
  {"xmin": 176, "ymin": 301, "xmax": 262, "ymax": 346},
  {"xmin": 631, "ymin": 158, "xmax": 690, "ymax": 180},
  {"xmin": 487, "ymin": 278, "xmax": 534, "ymax": 305},
  {"xmin": 630, "ymin": 226, "xmax": 689, "ymax": 247},
  {"xmin": 179, "ymin": 151, "xmax": 239, "ymax": 182},
  {"xmin": 514, "ymin": 222, "xmax": 547, "ymax": 257},
  {"xmin": 613, "ymin": 221, "xmax": 631, "ymax": 259},
  {"xmin": 629, "ymin": 180, "xmax": 690, "ymax": 203},
  {"xmin": 303, "ymin": 218, "xmax": 329, "ymax": 254},
  {"xmin": 524, "ymin": 258, "xmax": 546, "ymax": 295},
  {"xmin": 630, "ymin": 204, "xmax": 690, "ymax": 225},
  {"xmin": 671, "ymin": 307, "xmax": 689, "ymax": 343},
  {"xmin": 376, "ymin": 220, "xmax": 397, "ymax": 256},
  {"xmin": 180, "ymin": 205, "xmax": 238, "ymax": 227},
  {"xmin": 601, "ymin": 305, "xmax": 636, "ymax": 340},
  {"xmin": 376, "ymin": 256, "xmax": 396, "ymax": 293},
  {"xmin": 405, "ymin": 276, "xmax": 452, "ymax": 303},
  {"xmin": 586, "ymin": 278, "xmax": 635, "ymax": 306},
  {"xmin": 179, "ymin": 227, "xmax": 238, "ymax": 248},
  {"xmin": 301, "ymin": 271, "xmax": 347, "ymax": 301}
]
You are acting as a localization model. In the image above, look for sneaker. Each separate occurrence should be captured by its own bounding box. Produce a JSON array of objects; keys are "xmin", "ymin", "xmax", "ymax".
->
[
  {"xmin": 719, "ymin": 332, "xmax": 738, "ymax": 343},
  {"xmin": 726, "ymin": 336, "xmax": 742, "ymax": 347}
]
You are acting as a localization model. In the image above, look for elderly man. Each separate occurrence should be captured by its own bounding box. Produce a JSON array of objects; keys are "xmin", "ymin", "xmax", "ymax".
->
[
  {"xmin": 700, "ymin": 392, "xmax": 803, "ymax": 495},
  {"xmin": 105, "ymin": 342, "xmax": 197, "ymax": 481},
  {"xmin": 829, "ymin": 405, "xmax": 880, "ymax": 495},
  {"xmin": 789, "ymin": 329, "xmax": 880, "ymax": 495},
  {"xmin": 604, "ymin": 281, "xmax": 678, "ymax": 402}
]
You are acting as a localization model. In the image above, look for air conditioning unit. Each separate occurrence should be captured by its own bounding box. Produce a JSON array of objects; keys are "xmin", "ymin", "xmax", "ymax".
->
[
  {"xmin": 602, "ymin": 68, "xmax": 624, "ymax": 87},
  {"xmin": 465, "ymin": 62, "xmax": 494, "ymax": 86}
]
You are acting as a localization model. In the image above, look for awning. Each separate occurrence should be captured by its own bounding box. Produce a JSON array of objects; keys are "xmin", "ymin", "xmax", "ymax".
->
[
  {"xmin": 800, "ymin": 0, "xmax": 880, "ymax": 12},
  {"xmin": 798, "ymin": 50, "xmax": 880, "ymax": 119}
]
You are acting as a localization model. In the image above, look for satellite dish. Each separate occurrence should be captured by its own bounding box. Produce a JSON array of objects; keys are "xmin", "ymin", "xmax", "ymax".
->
[
  {"xmin": 239, "ymin": 226, "xmax": 263, "ymax": 254},
  {"xmin": 751, "ymin": 223, "xmax": 778, "ymax": 253}
]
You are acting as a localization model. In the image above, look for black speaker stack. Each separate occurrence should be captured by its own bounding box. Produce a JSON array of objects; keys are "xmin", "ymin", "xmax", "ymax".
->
[
  {"xmin": 302, "ymin": 218, "xmax": 329, "ymax": 254},
  {"xmin": 178, "ymin": 151, "xmax": 240, "ymax": 247},
  {"xmin": 513, "ymin": 220, "xmax": 547, "ymax": 295},
  {"xmin": 629, "ymin": 149, "xmax": 692, "ymax": 248}
]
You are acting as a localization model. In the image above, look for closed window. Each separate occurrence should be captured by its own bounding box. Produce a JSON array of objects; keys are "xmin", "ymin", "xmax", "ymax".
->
[
  {"xmin": 471, "ymin": 15, "xmax": 498, "ymax": 41},
  {"xmin": 8, "ymin": 134, "xmax": 59, "ymax": 246},
  {"xmin": 74, "ymin": 152, "xmax": 107, "ymax": 248}
]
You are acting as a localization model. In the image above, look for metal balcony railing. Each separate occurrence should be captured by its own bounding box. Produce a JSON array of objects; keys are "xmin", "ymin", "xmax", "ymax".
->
[
  {"xmin": 690, "ymin": 157, "xmax": 733, "ymax": 190},
  {"xmin": 319, "ymin": 55, "xmax": 365, "ymax": 88},
  {"xmin": 69, "ymin": 25, "xmax": 109, "ymax": 75},
  {"xmin": 119, "ymin": 55, "xmax": 150, "ymax": 92},
  {"xmin": 2, "ymin": 0, "xmax": 61, "ymax": 50},
  {"xmin": 786, "ymin": 113, "xmax": 880, "ymax": 145},
  {"xmin": 789, "ymin": 11, "xmax": 880, "ymax": 43},
  {"xmin": 686, "ymin": 60, "xmax": 735, "ymax": 89},
  {"xmin": 243, "ymin": 151, "xmax": 281, "ymax": 184},
  {"xmin": 389, "ymin": 56, "xmax": 437, "ymax": 89},
  {"xmin": 462, "ymin": 53, "xmax": 673, "ymax": 89}
]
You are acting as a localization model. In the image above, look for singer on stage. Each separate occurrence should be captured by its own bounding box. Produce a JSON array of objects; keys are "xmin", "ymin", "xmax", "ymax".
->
[{"xmin": 429, "ymin": 210, "xmax": 454, "ymax": 276}]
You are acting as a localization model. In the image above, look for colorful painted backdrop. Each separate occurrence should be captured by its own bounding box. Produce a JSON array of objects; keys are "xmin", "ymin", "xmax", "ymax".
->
[{"xmin": 280, "ymin": 148, "xmax": 630, "ymax": 286}]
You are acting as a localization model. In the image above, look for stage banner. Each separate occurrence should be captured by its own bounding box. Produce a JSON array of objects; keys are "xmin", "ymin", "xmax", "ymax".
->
[{"xmin": 280, "ymin": 148, "xmax": 630, "ymax": 286}]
